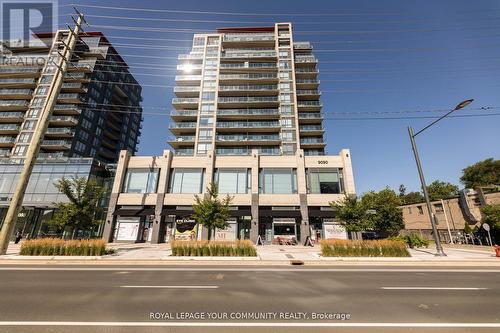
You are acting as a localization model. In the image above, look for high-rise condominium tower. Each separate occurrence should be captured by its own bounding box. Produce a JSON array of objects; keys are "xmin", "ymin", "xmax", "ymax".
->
[
  {"xmin": 169, "ymin": 23, "xmax": 324, "ymax": 157},
  {"xmin": 0, "ymin": 31, "xmax": 142, "ymax": 164}
]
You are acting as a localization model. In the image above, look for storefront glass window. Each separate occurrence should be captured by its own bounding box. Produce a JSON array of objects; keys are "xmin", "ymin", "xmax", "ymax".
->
[
  {"xmin": 307, "ymin": 168, "xmax": 343, "ymax": 194},
  {"xmin": 168, "ymin": 168, "xmax": 205, "ymax": 194},
  {"xmin": 214, "ymin": 169, "xmax": 250, "ymax": 194},
  {"xmin": 259, "ymin": 169, "xmax": 297, "ymax": 194},
  {"xmin": 123, "ymin": 169, "xmax": 159, "ymax": 193}
]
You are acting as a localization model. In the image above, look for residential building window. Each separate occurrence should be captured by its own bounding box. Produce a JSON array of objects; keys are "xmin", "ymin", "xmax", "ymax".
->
[
  {"xmin": 122, "ymin": 169, "xmax": 159, "ymax": 194},
  {"xmin": 13, "ymin": 145, "xmax": 27, "ymax": 156},
  {"xmin": 307, "ymin": 168, "xmax": 343, "ymax": 194},
  {"xmin": 198, "ymin": 129, "xmax": 213, "ymax": 141},
  {"xmin": 214, "ymin": 168, "xmax": 251, "ymax": 194},
  {"xmin": 199, "ymin": 116, "xmax": 213, "ymax": 126},
  {"xmin": 197, "ymin": 143, "xmax": 212, "ymax": 155},
  {"xmin": 417, "ymin": 206, "xmax": 424, "ymax": 214},
  {"xmin": 259, "ymin": 168, "xmax": 297, "ymax": 194},
  {"xmin": 202, "ymin": 92, "xmax": 215, "ymax": 101},
  {"xmin": 434, "ymin": 203, "xmax": 444, "ymax": 213},
  {"xmin": 168, "ymin": 168, "xmax": 205, "ymax": 194}
]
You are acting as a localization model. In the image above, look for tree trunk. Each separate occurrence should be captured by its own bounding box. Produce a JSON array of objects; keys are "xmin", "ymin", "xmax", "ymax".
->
[{"xmin": 207, "ymin": 227, "xmax": 211, "ymax": 241}]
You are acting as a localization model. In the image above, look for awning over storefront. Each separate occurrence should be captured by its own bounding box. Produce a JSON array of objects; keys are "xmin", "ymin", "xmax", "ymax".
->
[
  {"xmin": 161, "ymin": 209, "xmax": 194, "ymax": 217},
  {"xmin": 229, "ymin": 210, "xmax": 252, "ymax": 217},
  {"xmin": 258, "ymin": 209, "xmax": 302, "ymax": 218},
  {"xmin": 113, "ymin": 207, "xmax": 155, "ymax": 216},
  {"xmin": 308, "ymin": 210, "xmax": 336, "ymax": 218}
]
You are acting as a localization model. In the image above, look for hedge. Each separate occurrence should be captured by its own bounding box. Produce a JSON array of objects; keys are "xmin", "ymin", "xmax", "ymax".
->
[
  {"xmin": 19, "ymin": 238, "xmax": 108, "ymax": 256},
  {"xmin": 387, "ymin": 233, "xmax": 430, "ymax": 248},
  {"xmin": 320, "ymin": 239, "xmax": 410, "ymax": 257},
  {"xmin": 171, "ymin": 240, "xmax": 257, "ymax": 257}
]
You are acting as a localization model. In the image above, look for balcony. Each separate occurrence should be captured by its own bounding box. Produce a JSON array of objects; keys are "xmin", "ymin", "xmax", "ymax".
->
[
  {"xmin": 0, "ymin": 100, "xmax": 29, "ymax": 111},
  {"xmin": 218, "ymin": 96, "xmax": 279, "ymax": 108},
  {"xmin": 176, "ymin": 64, "xmax": 203, "ymax": 72},
  {"xmin": 0, "ymin": 124, "xmax": 20, "ymax": 134},
  {"xmin": 64, "ymin": 72, "xmax": 89, "ymax": 82},
  {"xmin": 169, "ymin": 122, "xmax": 196, "ymax": 134},
  {"xmin": 0, "ymin": 148, "xmax": 10, "ymax": 157},
  {"xmin": 295, "ymin": 68, "xmax": 318, "ymax": 78},
  {"xmin": 0, "ymin": 66, "xmax": 40, "ymax": 78},
  {"xmin": 299, "ymin": 125, "xmax": 324, "ymax": 135},
  {"xmin": 300, "ymin": 137, "xmax": 326, "ymax": 148},
  {"xmin": 294, "ymin": 56, "xmax": 317, "ymax": 64},
  {"xmin": 297, "ymin": 90, "xmax": 320, "ymax": 98},
  {"xmin": 297, "ymin": 101, "xmax": 322, "ymax": 111},
  {"xmin": 61, "ymin": 82, "xmax": 87, "ymax": 93},
  {"xmin": 49, "ymin": 116, "xmax": 78, "ymax": 126},
  {"xmin": 0, "ymin": 88, "xmax": 32, "ymax": 99},
  {"xmin": 175, "ymin": 147, "xmax": 194, "ymax": 156},
  {"xmin": 53, "ymin": 104, "xmax": 82, "ymax": 115},
  {"xmin": 0, "ymin": 111, "xmax": 25, "ymax": 123},
  {"xmin": 296, "ymin": 79, "xmax": 320, "ymax": 88},
  {"xmin": 219, "ymin": 73, "xmax": 278, "ymax": 83},
  {"xmin": 0, "ymin": 78, "xmax": 37, "ymax": 88},
  {"xmin": 219, "ymin": 62, "xmax": 277, "ymax": 71},
  {"xmin": 0, "ymin": 136, "xmax": 16, "ymax": 147},
  {"xmin": 222, "ymin": 51, "xmax": 277, "ymax": 60},
  {"xmin": 294, "ymin": 42, "xmax": 312, "ymax": 50},
  {"xmin": 223, "ymin": 34, "xmax": 275, "ymax": 45},
  {"xmin": 216, "ymin": 134, "xmax": 281, "ymax": 145},
  {"xmin": 178, "ymin": 54, "xmax": 203, "ymax": 61},
  {"xmin": 45, "ymin": 127, "xmax": 75, "ymax": 138},
  {"xmin": 41, "ymin": 140, "xmax": 72, "ymax": 150},
  {"xmin": 170, "ymin": 110, "xmax": 198, "ymax": 121},
  {"xmin": 218, "ymin": 84, "xmax": 278, "ymax": 96},
  {"xmin": 216, "ymin": 108, "xmax": 279, "ymax": 119},
  {"xmin": 298, "ymin": 112, "xmax": 323, "ymax": 124},
  {"xmin": 217, "ymin": 120, "xmax": 280, "ymax": 132},
  {"xmin": 172, "ymin": 98, "xmax": 199, "ymax": 109},
  {"xmin": 167, "ymin": 135, "xmax": 195, "ymax": 147},
  {"xmin": 57, "ymin": 93, "xmax": 82, "ymax": 104},
  {"xmin": 174, "ymin": 75, "xmax": 201, "ymax": 85},
  {"xmin": 173, "ymin": 86, "xmax": 200, "ymax": 97},
  {"xmin": 216, "ymin": 147, "xmax": 281, "ymax": 156},
  {"xmin": 68, "ymin": 62, "xmax": 94, "ymax": 73}
]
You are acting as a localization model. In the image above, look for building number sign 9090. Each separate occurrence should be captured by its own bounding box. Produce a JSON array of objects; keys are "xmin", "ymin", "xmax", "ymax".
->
[{"xmin": 318, "ymin": 160, "xmax": 328, "ymax": 165}]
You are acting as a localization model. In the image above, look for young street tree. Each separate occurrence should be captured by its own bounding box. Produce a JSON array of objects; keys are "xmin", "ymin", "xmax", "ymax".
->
[
  {"xmin": 361, "ymin": 188, "xmax": 404, "ymax": 236},
  {"xmin": 191, "ymin": 182, "xmax": 233, "ymax": 240},
  {"xmin": 330, "ymin": 194, "xmax": 369, "ymax": 233},
  {"xmin": 49, "ymin": 177, "xmax": 105, "ymax": 239},
  {"xmin": 398, "ymin": 184, "xmax": 425, "ymax": 205},
  {"xmin": 460, "ymin": 158, "xmax": 500, "ymax": 189}
]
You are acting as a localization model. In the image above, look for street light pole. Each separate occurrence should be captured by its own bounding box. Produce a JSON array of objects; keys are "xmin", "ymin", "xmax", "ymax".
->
[
  {"xmin": 408, "ymin": 126, "xmax": 446, "ymax": 256},
  {"xmin": 407, "ymin": 98, "xmax": 473, "ymax": 257}
]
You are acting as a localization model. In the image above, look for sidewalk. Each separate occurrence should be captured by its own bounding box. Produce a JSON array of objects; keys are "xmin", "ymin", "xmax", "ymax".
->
[{"xmin": 1, "ymin": 242, "xmax": 499, "ymax": 265}]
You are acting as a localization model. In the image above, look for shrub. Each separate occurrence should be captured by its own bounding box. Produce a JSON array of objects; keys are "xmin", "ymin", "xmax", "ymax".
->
[
  {"xmin": 388, "ymin": 233, "xmax": 430, "ymax": 248},
  {"xmin": 170, "ymin": 240, "xmax": 257, "ymax": 257},
  {"xmin": 320, "ymin": 239, "xmax": 410, "ymax": 257},
  {"xmin": 20, "ymin": 238, "xmax": 108, "ymax": 256}
]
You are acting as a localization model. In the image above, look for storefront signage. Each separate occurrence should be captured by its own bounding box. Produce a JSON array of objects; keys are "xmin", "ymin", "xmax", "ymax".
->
[
  {"xmin": 116, "ymin": 217, "xmax": 140, "ymax": 241},
  {"xmin": 174, "ymin": 220, "xmax": 198, "ymax": 241},
  {"xmin": 215, "ymin": 221, "xmax": 237, "ymax": 241},
  {"xmin": 323, "ymin": 222, "xmax": 348, "ymax": 240}
]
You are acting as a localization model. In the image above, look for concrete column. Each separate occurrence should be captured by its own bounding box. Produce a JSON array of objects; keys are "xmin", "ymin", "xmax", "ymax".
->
[
  {"xmin": 296, "ymin": 149, "xmax": 310, "ymax": 243},
  {"xmin": 250, "ymin": 149, "xmax": 260, "ymax": 243},
  {"xmin": 151, "ymin": 150, "xmax": 172, "ymax": 244},
  {"xmin": 102, "ymin": 150, "xmax": 131, "ymax": 242},
  {"xmin": 340, "ymin": 149, "xmax": 356, "ymax": 195}
]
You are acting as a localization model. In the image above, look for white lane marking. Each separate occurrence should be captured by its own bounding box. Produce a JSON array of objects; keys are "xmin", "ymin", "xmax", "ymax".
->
[
  {"xmin": 381, "ymin": 287, "xmax": 488, "ymax": 290},
  {"xmin": 0, "ymin": 267, "xmax": 500, "ymax": 273},
  {"xmin": 0, "ymin": 322, "xmax": 500, "ymax": 327},
  {"xmin": 120, "ymin": 285, "xmax": 218, "ymax": 289}
]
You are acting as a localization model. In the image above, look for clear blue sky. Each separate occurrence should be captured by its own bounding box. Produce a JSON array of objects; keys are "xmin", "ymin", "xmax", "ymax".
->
[{"xmin": 61, "ymin": 0, "xmax": 500, "ymax": 194}]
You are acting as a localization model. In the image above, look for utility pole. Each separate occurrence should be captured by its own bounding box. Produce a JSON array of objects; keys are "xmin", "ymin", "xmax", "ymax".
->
[{"xmin": 0, "ymin": 12, "xmax": 85, "ymax": 255}]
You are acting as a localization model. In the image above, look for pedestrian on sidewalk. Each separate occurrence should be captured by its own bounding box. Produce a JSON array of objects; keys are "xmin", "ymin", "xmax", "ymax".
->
[{"xmin": 14, "ymin": 230, "xmax": 22, "ymax": 244}]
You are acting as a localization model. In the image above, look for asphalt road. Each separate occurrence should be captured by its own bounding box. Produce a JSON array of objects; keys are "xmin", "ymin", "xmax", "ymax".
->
[{"xmin": 0, "ymin": 265, "xmax": 499, "ymax": 333}]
